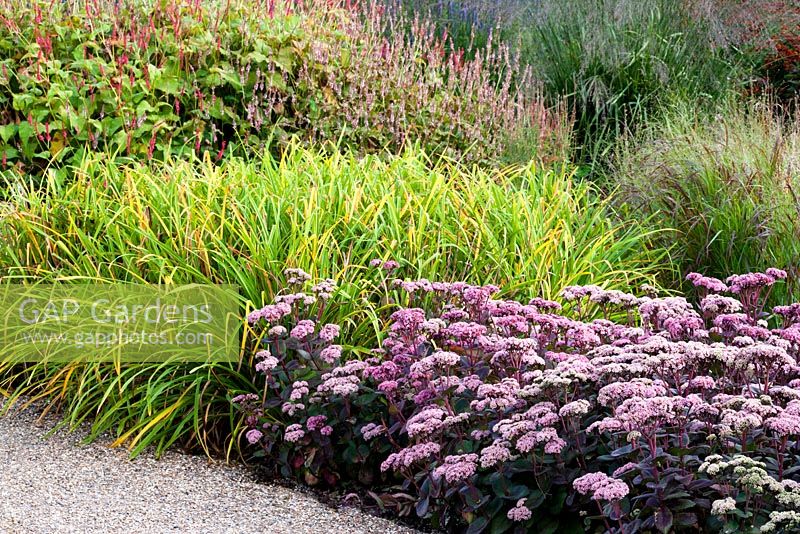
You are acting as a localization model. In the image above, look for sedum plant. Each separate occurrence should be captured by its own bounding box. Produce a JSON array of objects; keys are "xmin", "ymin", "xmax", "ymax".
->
[{"xmin": 236, "ymin": 266, "xmax": 800, "ymax": 533}]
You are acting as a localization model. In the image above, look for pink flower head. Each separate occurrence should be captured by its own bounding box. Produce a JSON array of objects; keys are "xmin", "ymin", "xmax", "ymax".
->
[
  {"xmin": 700, "ymin": 294, "xmax": 742, "ymax": 316},
  {"xmin": 290, "ymin": 320, "xmax": 316, "ymax": 340},
  {"xmin": 612, "ymin": 462, "xmax": 638, "ymax": 478},
  {"xmin": 231, "ymin": 393, "xmax": 259, "ymax": 404},
  {"xmin": 480, "ymin": 441, "xmax": 512, "ymax": 468},
  {"xmin": 573, "ymin": 472, "xmax": 629, "ymax": 501},
  {"xmin": 247, "ymin": 302, "xmax": 291, "ymax": 325},
  {"xmin": 389, "ymin": 308, "xmax": 427, "ymax": 332},
  {"xmin": 311, "ymin": 279, "xmax": 337, "ymax": 300},
  {"xmin": 406, "ymin": 406, "xmax": 447, "ymax": 438},
  {"xmin": 255, "ymin": 353, "xmax": 279, "ymax": 373},
  {"xmin": 726, "ymin": 272, "xmax": 779, "ymax": 294},
  {"xmin": 433, "ymin": 453, "xmax": 478, "ymax": 484},
  {"xmin": 245, "ymin": 428, "xmax": 263, "ymax": 444},
  {"xmin": 507, "ymin": 499, "xmax": 532, "ymax": 522},
  {"xmin": 319, "ymin": 345, "xmax": 342, "ymax": 364},
  {"xmin": 318, "ymin": 324, "xmax": 340, "ymax": 342},
  {"xmin": 529, "ymin": 297, "xmax": 562, "ymax": 312},
  {"xmin": 284, "ymin": 424, "xmax": 305, "ymax": 443},
  {"xmin": 765, "ymin": 414, "xmax": 800, "ymax": 437},
  {"xmin": 774, "ymin": 303, "xmax": 800, "ymax": 326},
  {"xmin": 306, "ymin": 415, "xmax": 328, "ymax": 431},
  {"xmin": 559, "ymin": 399, "xmax": 591, "ymax": 418},
  {"xmin": 380, "ymin": 442, "xmax": 441, "ymax": 472},
  {"xmin": 268, "ymin": 325, "xmax": 287, "ymax": 337},
  {"xmin": 284, "ymin": 268, "xmax": 311, "ymax": 285},
  {"xmin": 360, "ymin": 423, "xmax": 386, "ymax": 441},
  {"xmin": 686, "ymin": 272, "xmax": 728, "ymax": 293},
  {"xmin": 377, "ymin": 380, "xmax": 399, "ymax": 395},
  {"xmin": 766, "ymin": 268, "xmax": 788, "ymax": 280}
]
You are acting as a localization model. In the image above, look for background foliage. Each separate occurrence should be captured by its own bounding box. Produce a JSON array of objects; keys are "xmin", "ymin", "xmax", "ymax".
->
[
  {"xmin": 0, "ymin": 0, "xmax": 568, "ymax": 177},
  {"xmin": 613, "ymin": 98, "xmax": 800, "ymax": 302}
]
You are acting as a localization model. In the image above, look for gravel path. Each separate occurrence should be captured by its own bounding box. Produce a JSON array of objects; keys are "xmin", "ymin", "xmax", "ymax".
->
[{"xmin": 0, "ymin": 401, "xmax": 420, "ymax": 534}]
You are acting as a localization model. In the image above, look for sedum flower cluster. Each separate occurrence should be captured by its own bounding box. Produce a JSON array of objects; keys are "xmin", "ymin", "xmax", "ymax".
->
[{"xmin": 234, "ymin": 267, "xmax": 800, "ymax": 533}]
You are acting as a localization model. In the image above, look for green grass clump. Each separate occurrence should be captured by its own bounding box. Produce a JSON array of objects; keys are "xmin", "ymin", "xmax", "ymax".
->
[
  {"xmin": 519, "ymin": 0, "xmax": 748, "ymax": 165},
  {"xmin": 0, "ymin": 146, "xmax": 670, "ymax": 456},
  {"xmin": 613, "ymin": 97, "xmax": 800, "ymax": 299},
  {"xmin": 404, "ymin": 0, "xmax": 752, "ymax": 167}
]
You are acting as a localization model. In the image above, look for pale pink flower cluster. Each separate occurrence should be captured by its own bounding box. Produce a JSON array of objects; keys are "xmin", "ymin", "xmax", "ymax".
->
[
  {"xmin": 612, "ymin": 462, "xmax": 638, "ymax": 478},
  {"xmin": 764, "ymin": 400, "xmax": 800, "ymax": 437},
  {"xmin": 774, "ymin": 303, "xmax": 800, "ymax": 326},
  {"xmin": 284, "ymin": 268, "xmax": 311, "ymax": 285},
  {"xmin": 380, "ymin": 442, "xmax": 441, "ymax": 472},
  {"xmin": 267, "ymin": 325, "xmax": 287, "ymax": 337},
  {"xmin": 254, "ymin": 351, "xmax": 279, "ymax": 373},
  {"xmin": 247, "ymin": 302, "xmax": 291, "ymax": 325},
  {"xmin": 573, "ymin": 472, "xmax": 630, "ymax": 501},
  {"xmin": 597, "ymin": 378, "xmax": 667, "ymax": 407},
  {"xmin": 433, "ymin": 453, "xmax": 478, "ymax": 484},
  {"xmin": 360, "ymin": 422, "xmax": 386, "ymax": 441},
  {"xmin": 700, "ymin": 294, "xmax": 743, "ymax": 316},
  {"xmin": 727, "ymin": 270, "xmax": 785, "ymax": 294},
  {"xmin": 318, "ymin": 324, "xmax": 340, "ymax": 342},
  {"xmin": 319, "ymin": 345, "xmax": 342, "ymax": 364},
  {"xmin": 246, "ymin": 428, "xmax": 263, "ymax": 444},
  {"xmin": 310, "ymin": 279, "xmax": 337, "ymax": 300},
  {"xmin": 589, "ymin": 395, "xmax": 693, "ymax": 439},
  {"xmin": 409, "ymin": 351, "xmax": 461, "ymax": 377},
  {"xmin": 284, "ymin": 423, "xmax": 305, "ymax": 443},
  {"xmin": 370, "ymin": 258, "xmax": 399, "ymax": 271},
  {"xmin": 479, "ymin": 441, "xmax": 513, "ymax": 468},
  {"xmin": 639, "ymin": 297, "xmax": 700, "ymax": 333},
  {"xmin": 406, "ymin": 406, "xmax": 448, "ymax": 438},
  {"xmin": 506, "ymin": 499, "xmax": 532, "ymax": 522},
  {"xmin": 559, "ymin": 399, "xmax": 591, "ymax": 418},
  {"xmin": 290, "ymin": 319, "xmax": 316, "ymax": 340},
  {"xmin": 687, "ymin": 272, "xmax": 728, "ymax": 293},
  {"xmin": 470, "ymin": 379, "xmax": 523, "ymax": 411}
]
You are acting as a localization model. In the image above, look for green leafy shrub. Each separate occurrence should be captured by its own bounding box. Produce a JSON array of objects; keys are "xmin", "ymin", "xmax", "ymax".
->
[
  {"xmin": 613, "ymin": 98, "xmax": 800, "ymax": 300},
  {"xmin": 0, "ymin": 146, "xmax": 669, "ymax": 456},
  {"xmin": 0, "ymin": 0, "xmax": 569, "ymax": 176}
]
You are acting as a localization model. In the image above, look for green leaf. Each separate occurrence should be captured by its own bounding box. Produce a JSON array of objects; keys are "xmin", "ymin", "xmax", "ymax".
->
[
  {"xmin": 489, "ymin": 513, "xmax": 512, "ymax": 534},
  {"xmin": 17, "ymin": 121, "xmax": 35, "ymax": 144},
  {"xmin": 0, "ymin": 145, "xmax": 18, "ymax": 159},
  {"xmin": 466, "ymin": 517, "xmax": 489, "ymax": 534},
  {"xmin": 12, "ymin": 93, "xmax": 35, "ymax": 110},
  {"xmin": 154, "ymin": 75, "xmax": 181, "ymax": 96},
  {"xmin": 0, "ymin": 123, "xmax": 17, "ymax": 142},
  {"xmin": 527, "ymin": 489, "xmax": 545, "ymax": 509}
]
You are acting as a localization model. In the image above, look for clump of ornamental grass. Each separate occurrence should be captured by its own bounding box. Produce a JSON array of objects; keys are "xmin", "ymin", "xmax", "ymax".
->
[
  {"xmin": 0, "ymin": 146, "xmax": 666, "ymax": 457},
  {"xmin": 613, "ymin": 97, "xmax": 800, "ymax": 301},
  {"xmin": 0, "ymin": 0, "xmax": 569, "ymax": 176},
  {"xmin": 235, "ymin": 266, "xmax": 800, "ymax": 533},
  {"xmin": 512, "ymin": 0, "xmax": 749, "ymax": 165}
]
